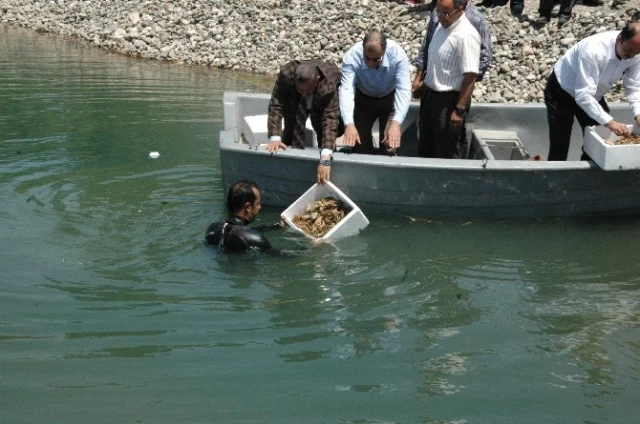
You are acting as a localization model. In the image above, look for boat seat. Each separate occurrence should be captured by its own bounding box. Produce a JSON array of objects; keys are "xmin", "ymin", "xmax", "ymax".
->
[
  {"xmin": 470, "ymin": 129, "xmax": 530, "ymax": 160},
  {"xmin": 241, "ymin": 114, "xmax": 316, "ymax": 147}
]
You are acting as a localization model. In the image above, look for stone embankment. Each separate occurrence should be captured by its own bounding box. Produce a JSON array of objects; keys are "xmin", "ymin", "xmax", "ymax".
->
[{"xmin": 1, "ymin": 0, "xmax": 639, "ymax": 102}]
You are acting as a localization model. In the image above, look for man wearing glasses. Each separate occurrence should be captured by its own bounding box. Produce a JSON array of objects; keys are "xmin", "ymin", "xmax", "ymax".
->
[
  {"xmin": 412, "ymin": 0, "xmax": 492, "ymax": 159},
  {"xmin": 419, "ymin": 0, "xmax": 481, "ymax": 159},
  {"xmin": 545, "ymin": 22, "xmax": 640, "ymax": 161},
  {"xmin": 339, "ymin": 30, "xmax": 412, "ymax": 155}
]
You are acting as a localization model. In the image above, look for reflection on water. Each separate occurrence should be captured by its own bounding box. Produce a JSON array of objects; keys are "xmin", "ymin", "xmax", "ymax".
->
[{"xmin": 1, "ymin": 24, "xmax": 639, "ymax": 424}]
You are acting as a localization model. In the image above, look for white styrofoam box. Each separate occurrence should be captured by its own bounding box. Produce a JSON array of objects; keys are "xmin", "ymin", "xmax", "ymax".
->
[
  {"xmin": 584, "ymin": 124, "xmax": 640, "ymax": 170},
  {"xmin": 241, "ymin": 114, "xmax": 316, "ymax": 147},
  {"xmin": 281, "ymin": 181, "xmax": 369, "ymax": 240}
]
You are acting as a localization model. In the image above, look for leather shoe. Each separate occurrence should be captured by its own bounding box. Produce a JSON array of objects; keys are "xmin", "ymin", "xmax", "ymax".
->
[
  {"xmin": 511, "ymin": 3, "xmax": 524, "ymax": 16},
  {"xmin": 557, "ymin": 14, "xmax": 570, "ymax": 26}
]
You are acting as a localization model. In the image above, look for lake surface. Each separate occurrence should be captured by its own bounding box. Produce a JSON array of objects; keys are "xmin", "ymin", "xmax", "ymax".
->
[{"xmin": 1, "ymin": 24, "xmax": 639, "ymax": 424}]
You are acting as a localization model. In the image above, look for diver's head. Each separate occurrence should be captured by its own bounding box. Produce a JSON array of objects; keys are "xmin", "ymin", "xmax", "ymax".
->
[{"xmin": 227, "ymin": 180, "xmax": 261, "ymax": 223}]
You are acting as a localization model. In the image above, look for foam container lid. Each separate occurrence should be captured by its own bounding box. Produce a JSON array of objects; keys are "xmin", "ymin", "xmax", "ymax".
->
[{"xmin": 281, "ymin": 181, "xmax": 369, "ymax": 240}]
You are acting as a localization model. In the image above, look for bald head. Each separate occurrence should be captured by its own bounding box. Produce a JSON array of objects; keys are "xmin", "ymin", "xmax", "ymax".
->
[
  {"xmin": 362, "ymin": 31, "xmax": 387, "ymax": 68},
  {"xmin": 363, "ymin": 30, "xmax": 387, "ymax": 51},
  {"xmin": 617, "ymin": 22, "xmax": 640, "ymax": 60}
]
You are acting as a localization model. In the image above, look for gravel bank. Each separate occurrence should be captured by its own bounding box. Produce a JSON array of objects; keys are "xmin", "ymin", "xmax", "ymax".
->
[{"xmin": 1, "ymin": 0, "xmax": 639, "ymax": 102}]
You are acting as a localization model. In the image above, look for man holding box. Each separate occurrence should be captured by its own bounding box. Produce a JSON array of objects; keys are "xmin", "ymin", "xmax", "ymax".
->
[
  {"xmin": 265, "ymin": 60, "xmax": 343, "ymax": 184},
  {"xmin": 545, "ymin": 22, "xmax": 640, "ymax": 161}
]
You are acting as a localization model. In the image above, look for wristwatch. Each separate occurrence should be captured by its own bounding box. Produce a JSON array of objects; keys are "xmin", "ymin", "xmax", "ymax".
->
[{"xmin": 455, "ymin": 107, "xmax": 467, "ymax": 117}]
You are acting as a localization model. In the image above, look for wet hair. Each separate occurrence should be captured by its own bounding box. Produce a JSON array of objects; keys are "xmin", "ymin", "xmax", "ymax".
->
[
  {"xmin": 227, "ymin": 180, "xmax": 259, "ymax": 214},
  {"xmin": 620, "ymin": 22, "xmax": 640, "ymax": 42},
  {"xmin": 363, "ymin": 30, "xmax": 387, "ymax": 51},
  {"xmin": 295, "ymin": 62, "xmax": 319, "ymax": 83}
]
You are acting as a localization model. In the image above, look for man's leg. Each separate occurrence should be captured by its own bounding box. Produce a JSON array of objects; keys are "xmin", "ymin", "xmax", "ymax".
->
[
  {"xmin": 377, "ymin": 91, "xmax": 397, "ymax": 156},
  {"xmin": 545, "ymin": 72, "xmax": 576, "ymax": 161},
  {"xmin": 418, "ymin": 90, "xmax": 435, "ymax": 158},
  {"xmin": 428, "ymin": 91, "xmax": 458, "ymax": 159},
  {"xmin": 353, "ymin": 89, "xmax": 378, "ymax": 154}
]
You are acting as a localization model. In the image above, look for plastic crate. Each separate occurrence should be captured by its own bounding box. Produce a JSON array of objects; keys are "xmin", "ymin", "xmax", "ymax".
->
[
  {"xmin": 281, "ymin": 181, "xmax": 369, "ymax": 240},
  {"xmin": 584, "ymin": 125, "xmax": 640, "ymax": 170}
]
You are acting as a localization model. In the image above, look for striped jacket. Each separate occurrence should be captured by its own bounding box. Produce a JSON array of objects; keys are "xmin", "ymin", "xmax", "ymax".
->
[{"xmin": 268, "ymin": 60, "xmax": 341, "ymax": 150}]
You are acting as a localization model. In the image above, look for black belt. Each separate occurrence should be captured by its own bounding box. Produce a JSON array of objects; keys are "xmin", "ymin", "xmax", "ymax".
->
[{"xmin": 356, "ymin": 87, "xmax": 394, "ymax": 99}]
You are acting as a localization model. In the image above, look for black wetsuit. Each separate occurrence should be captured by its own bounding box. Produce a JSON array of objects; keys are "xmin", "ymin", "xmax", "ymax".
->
[{"xmin": 205, "ymin": 216, "xmax": 273, "ymax": 253}]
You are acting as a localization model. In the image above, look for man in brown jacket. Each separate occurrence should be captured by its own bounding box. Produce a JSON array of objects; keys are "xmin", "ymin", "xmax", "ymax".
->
[{"xmin": 266, "ymin": 60, "xmax": 342, "ymax": 183}]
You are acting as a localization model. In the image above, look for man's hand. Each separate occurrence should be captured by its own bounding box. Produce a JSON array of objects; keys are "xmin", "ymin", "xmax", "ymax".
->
[
  {"xmin": 449, "ymin": 109, "xmax": 465, "ymax": 134},
  {"xmin": 411, "ymin": 72, "xmax": 424, "ymax": 100},
  {"xmin": 266, "ymin": 140, "xmax": 287, "ymax": 153},
  {"xmin": 317, "ymin": 155, "xmax": 331, "ymax": 184},
  {"xmin": 382, "ymin": 121, "xmax": 402, "ymax": 149},
  {"xmin": 343, "ymin": 124, "xmax": 360, "ymax": 147},
  {"xmin": 605, "ymin": 119, "xmax": 631, "ymax": 137}
]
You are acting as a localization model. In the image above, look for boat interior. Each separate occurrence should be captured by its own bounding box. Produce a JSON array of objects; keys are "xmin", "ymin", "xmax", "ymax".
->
[{"xmin": 226, "ymin": 92, "xmax": 637, "ymax": 163}]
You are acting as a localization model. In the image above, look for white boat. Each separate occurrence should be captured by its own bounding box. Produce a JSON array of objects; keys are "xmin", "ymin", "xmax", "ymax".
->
[{"xmin": 220, "ymin": 91, "xmax": 640, "ymax": 217}]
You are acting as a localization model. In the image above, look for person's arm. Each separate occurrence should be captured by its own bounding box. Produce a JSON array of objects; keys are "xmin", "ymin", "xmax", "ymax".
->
[
  {"xmin": 450, "ymin": 73, "xmax": 477, "ymax": 130},
  {"xmin": 413, "ymin": 11, "xmax": 438, "ymax": 94},
  {"xmin": 320, "ymin": 89, "xmax": 340, "ymax": 152},
  {"xmin": 242, "ymin": 228, "xmax": 273, "ymax": 252},
  {"xmin": 265, "ymin": 66, "xmax": 292, "ymax": 153},
  {"xmin": 624, "ymin": 63, "xmax": 640, "ymax": 128},
  {"xmin": 339, "ymin": 57, "xmax": 357, "ymax": 127},
  {"xmin": 574, "ymin": 51, "xmax": 616, "ymax": 126},
  {"xmin": 450, "ymin": 34, "xmax": 480, "ymax": 131},
  {"xmin": 414, "ymin": 10, "xmax": 438, "ymax": 72},
  {"xmin": 339, "ymin": 55, "xmax": 360, "ymax": 147},
  {"xmin": 383, "ymin": 51, "xmax": 412, "ymax": 148},
  {"xmin": 267, "ymin": 67, "xmax": 289, "ymax": 141},
  {"xmin": 474, "ymin": 13, "xmax": 492, "ymax": 81}
]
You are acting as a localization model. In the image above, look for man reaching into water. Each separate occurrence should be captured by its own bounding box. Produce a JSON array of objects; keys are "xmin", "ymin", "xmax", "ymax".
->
[{"xmin": 205, "ymin": 180, "xmax": 282, "ymax": 253}]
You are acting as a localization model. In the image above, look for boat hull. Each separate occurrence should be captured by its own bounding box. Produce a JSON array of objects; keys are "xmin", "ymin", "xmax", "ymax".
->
[{"xmin": 220, "ymin": 92, "xmax": 640, "ymax": 217}]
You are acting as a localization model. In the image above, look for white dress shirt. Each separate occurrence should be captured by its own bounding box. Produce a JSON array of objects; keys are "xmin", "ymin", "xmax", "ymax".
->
[
  {"xmin": 339, "ymin": 39, "xmax": 412, "ymax": 125},
  {"xmin": 425, "ymin": 15, "xmax": 480, "ymax": 92},
  {"xmin": 554, "ymin": 30, "xmax": 640, "ymax": 125}
]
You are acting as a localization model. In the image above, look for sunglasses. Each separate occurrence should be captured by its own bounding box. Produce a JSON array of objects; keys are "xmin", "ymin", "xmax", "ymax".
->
[
  {"xmin": 364, "ymin": 53, "xmax": 385, "ymax": 64},
  {"xmin": 436, "ymin": 8, "xmax": 461, "ymax": 18}
]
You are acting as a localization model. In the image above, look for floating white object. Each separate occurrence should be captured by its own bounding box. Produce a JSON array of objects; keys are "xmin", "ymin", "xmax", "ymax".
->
[
  {"xmin": 281, "ymin": 181, "xmax": 369, "ymax": 240},
  {"xmin": 584, "ymin": 125, "xmax": 640, "ymax": 170},
  {"xmin": 149, "ymin": 151, "xmax": 160, "ymax": 159}
]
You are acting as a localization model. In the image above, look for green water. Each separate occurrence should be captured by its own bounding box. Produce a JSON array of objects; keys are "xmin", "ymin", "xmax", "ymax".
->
[{"xmin": 1, "ymin": 25, "xmax": 639, "ymax": 423}]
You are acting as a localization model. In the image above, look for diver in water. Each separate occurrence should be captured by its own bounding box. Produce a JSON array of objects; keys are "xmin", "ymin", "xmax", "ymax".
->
[{"xmin": 205, "ymin": 180, "xmax": 283, "ymax": 253}]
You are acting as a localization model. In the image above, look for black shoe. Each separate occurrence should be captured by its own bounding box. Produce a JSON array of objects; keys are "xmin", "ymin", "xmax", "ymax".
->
[
  {"xmin": 611, "ymin": 0, "xmax": 629, "ymax": 9},
  {"xmin": 557, "ymin": 14, "xmax": 570, "ymax": 26},
  {"xmin": 534, "ymin": 15, "xmax": 550, "ymax": 28},
  {"xmin": 511, "ymin": 3, "xmax": 524, "ymax": 16}
]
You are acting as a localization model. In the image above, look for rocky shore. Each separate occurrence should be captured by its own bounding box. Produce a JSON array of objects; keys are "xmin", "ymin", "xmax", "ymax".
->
[{"xmin": 1, "ymin": 0, "xmax": 639, "ymax": 103}]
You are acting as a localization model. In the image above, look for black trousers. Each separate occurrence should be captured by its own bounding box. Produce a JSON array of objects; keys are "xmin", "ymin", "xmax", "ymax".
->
[
  {"xmin": 538, "ymin": 0, "xmax": 576, "ymax": 17},
  {"xmin": 353, "ymin": 88, "xmax": 396, "ymax": 155},
  {"xmin": 419, "ymin": 89, "xmax": 467, "ymax": 159},
  {"xmin": 544, "ymin": 71, "xmax": 609, "ymax": 161}
]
